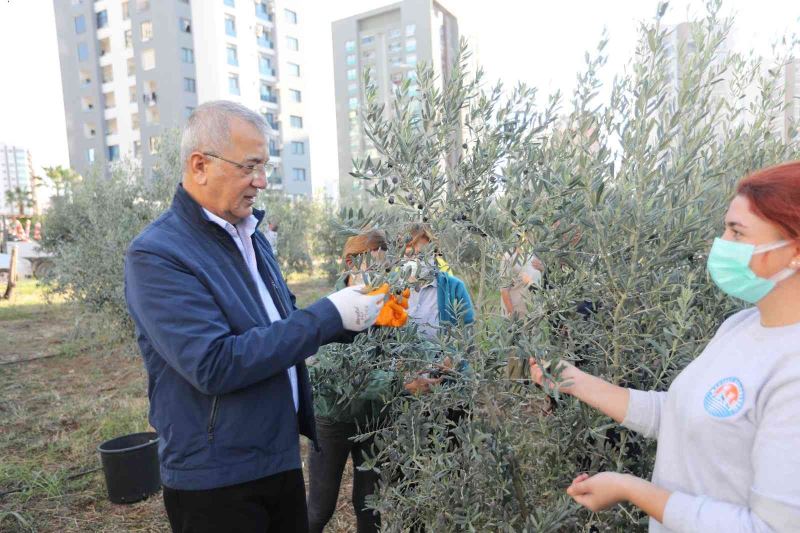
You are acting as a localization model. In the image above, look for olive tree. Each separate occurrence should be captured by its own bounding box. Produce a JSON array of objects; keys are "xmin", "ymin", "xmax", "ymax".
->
[{"xmin": 337, "ymin": 2, "xmax": 799, "ymax": 531}]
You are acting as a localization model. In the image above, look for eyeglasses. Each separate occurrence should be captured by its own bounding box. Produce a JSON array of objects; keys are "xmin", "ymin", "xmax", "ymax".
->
[{"xmin": 203, "ymin": 152, "xmax": 275, "ymax": 178}]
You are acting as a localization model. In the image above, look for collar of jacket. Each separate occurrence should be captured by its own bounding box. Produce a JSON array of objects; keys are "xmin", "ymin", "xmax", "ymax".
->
[{"xmin": 171, "ymin": 183, "xmax": 266, "ymax": 229}]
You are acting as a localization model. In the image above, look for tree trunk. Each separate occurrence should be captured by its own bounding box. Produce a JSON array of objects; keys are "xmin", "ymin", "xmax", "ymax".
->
[{"xmin": 3, "ymin": 245, "xmax": 18, "ymax": 300}]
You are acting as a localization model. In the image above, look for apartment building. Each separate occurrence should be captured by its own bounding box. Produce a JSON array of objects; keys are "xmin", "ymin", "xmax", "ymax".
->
[
  {"xmin": 332, "ymin": 0, "xmax": 459, "ymax": 201},
  {"xmin": 54, "ymin": 0, "xmax": 311, "ymax": 196}
]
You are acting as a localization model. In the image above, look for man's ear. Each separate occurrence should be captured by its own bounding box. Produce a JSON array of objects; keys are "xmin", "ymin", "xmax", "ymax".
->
[
  {"xmin": 188, "ymin": 152, "xmax": 208, "ymax": 185},
  {"xmin": 345, "ymin": 256, "xmax": 354, "ymax": 269}
]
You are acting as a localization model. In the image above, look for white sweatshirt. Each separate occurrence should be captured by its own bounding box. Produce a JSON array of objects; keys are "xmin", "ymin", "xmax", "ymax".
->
[{"xmin": 622, "ymin": 307, "xmax": 800, "ymax": 532}]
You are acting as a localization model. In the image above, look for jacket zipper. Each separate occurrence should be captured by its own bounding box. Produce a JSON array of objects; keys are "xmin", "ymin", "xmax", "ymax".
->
[{"xmin": 207, "ymin": 396, "xmax": 220, "ymax": 442}]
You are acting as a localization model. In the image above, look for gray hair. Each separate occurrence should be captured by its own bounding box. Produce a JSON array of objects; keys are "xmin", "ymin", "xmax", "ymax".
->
[{"xmin": 180, "ymin": 100, "xmax": 269, "ymax": 172}]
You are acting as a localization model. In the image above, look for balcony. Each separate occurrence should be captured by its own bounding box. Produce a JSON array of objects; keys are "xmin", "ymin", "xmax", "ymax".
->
[
  {"xmin": 257, "ymin": 37, "xmax": 275, "ymax": 50},
  {"xmin": 269, "ymin": 148, "xmax": 281, "ymax": 158},
  {"xmin": 267, "ymin": 121, "xmax": 279, "ymax": 132},
  {"xmin": 260, "ymin": 94, "xmax": 278, "ymax": 105},
  {"xmin": 260, "ymin": 67, "xmax": 276, "ymax": 78}
]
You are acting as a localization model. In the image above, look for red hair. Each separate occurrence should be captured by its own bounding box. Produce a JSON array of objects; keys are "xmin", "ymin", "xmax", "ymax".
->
[{"xmin": 737, "ymin": 161, "xmax": 800, "ymax": 241}]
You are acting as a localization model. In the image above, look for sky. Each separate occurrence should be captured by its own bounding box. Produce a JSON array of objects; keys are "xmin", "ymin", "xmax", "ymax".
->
[{"xmin": 0, "ymin": 0, "xmax": 798, "ymax": 198}]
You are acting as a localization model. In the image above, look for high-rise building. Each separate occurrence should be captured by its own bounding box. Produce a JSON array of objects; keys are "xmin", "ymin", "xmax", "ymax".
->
[
  {"xmin": 332, "ymin": 0, "xmax": 459, "ymax": 201},
  {"xmin": 776, "ymin": 59, "xmax": 800, "ymax": 141},
  {"xmin": 0, "ymin": 144, "xmax": 35, "ymax": 216},
  {"xmin": 53, "ymin": 0, "xmax": 311, "ymax": 196}
]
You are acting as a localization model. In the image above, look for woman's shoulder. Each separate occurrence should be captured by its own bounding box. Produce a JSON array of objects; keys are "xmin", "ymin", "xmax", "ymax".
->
[{"xmin": 715, "ymin": 307, "xmax": 759, "ymax": 336}]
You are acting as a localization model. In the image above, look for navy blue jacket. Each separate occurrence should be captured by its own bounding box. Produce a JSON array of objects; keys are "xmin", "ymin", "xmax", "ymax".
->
[{"xmin": 124, "ymin": 185, "xmax": 353, "ymax": 490}]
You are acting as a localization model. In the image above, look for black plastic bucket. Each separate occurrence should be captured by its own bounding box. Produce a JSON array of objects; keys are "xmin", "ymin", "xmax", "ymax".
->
[{"xmin": 97, "ymin": 432, "xmax": 160, "ymax": 504}]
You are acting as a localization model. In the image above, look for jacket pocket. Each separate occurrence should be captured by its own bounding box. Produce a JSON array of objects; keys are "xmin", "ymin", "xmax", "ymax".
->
[{"xmin": 207, "ymin": 396, "xmax": 220, "ymax": 442}]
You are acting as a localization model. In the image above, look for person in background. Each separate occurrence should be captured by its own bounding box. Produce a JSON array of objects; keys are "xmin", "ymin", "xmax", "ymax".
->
[
  {"xmin": 500, "ymin": 247, "xmax": 545, "ymax": 318},
  {"xmin": 124, "ymin": 101, "xmax": 384, "ymax": 533},
  {"xmin": 307, "ymin": 229, "xmax": 392, "ymax": 533},
  {"xmin": 530, "ymin": 161, "xmax": 800, "ymax": 532},
  {"xmin": 265, "ymin": 218, "xmax": 279, "ymax": 255}
]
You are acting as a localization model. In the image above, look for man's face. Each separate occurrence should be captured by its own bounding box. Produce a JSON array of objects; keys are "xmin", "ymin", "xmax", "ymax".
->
[{"xmin": 199, "ymin": 118, "xmax": 268, "ymax": 224}]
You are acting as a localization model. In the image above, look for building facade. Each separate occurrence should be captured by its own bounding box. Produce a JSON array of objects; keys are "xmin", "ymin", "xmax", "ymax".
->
[
  {"xmin": 0, "ymin": 144, "xmax": 35, "ymax": 216},
  {"xmin": 53, "ymin": 0, "xmax": 311, "ymax": 196},
  {"xmin": 332, "ymin": 0, "xmax": 458, "ymax": 201}
]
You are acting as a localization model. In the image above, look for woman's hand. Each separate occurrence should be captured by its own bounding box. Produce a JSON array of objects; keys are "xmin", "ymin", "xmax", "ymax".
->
[
  {"xmin": 566, "ymin": 472, "xmax": 632, "ymax": 512},
  {"xmin": 528, "ymin": 358, "xmax": 581, "ymax": 395},
  {"xmin": 404, "ymin": 375, "xmax": 443, "ymax": 394}
]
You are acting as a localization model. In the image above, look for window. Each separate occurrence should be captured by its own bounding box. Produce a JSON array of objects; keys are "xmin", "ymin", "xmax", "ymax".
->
[
  {"xmin": 290, "ymin": 115, "xmax": 303, "ymax": 128},
  {"xmin": 256, "ymin": 26, "xmax": 272, "ymax": 48},
  {"xmin": 129, "ymin": 85, "xmax": 136, "ymax": 103},
  {"xmin": 146, "ymin": 106, "xmax": 160, "ymax": 124},
  {"xmin": 181, "ymin": 47, "xmax": 194, "ymax": 63},
  {"xmin": 269, "ymin": 139, "xmax": 279, "ymax": 156},
  {"xmin": 96, "ymin": 10, "xmax": 108, "ymax": 29},
  {"xmin": 361, "ymin": 35, "xmax": 374, "ymax": 45},
  {"xmin": 405, "ymin": 38, "xmax": 416, "ymax": 52},
  {"xmin": 406, "ymin": 54, "xmax": 417, "ymax": 66},
  {"xmin": 143, "ymin": 80, "xmax": 157, "ymax": 103},
  {"xmin": 101, "ymin": 64, "xmax": 113, "ymax": 83},
  {"xmin": 288, "ymin": 62, "xmax": 300, "ymax": 76},
  {"xmin": 285, "ymin": 9, "xmax": 297, "ymax": 24},
  {"xmin": 348, "ymin": 97, "xmax": 358, "ymax": 110},
  {"xmin": 81, "ymin": 96, "xmax": 94, "ymax": 111},
  {"xmin": 346, "ymin": 69, "xmax": 356, "ymax": 81},
  {"xmin": 228, "ymin": 74, "xmax": 240, "ymax": 95},
  {"xmin": 127, "ymin": 57, "xmax": 135, "ymax": 75},
  {"xmin": 388, "ymin": 42, "xmax": 402, "ymax": 54},
  {"xmin": 289, "ymin": 89, "xmax": 301, "ymax": 103},
  {"xmin": 291, "ymin": 141, "xmax": 304, "ymax": 155},
  {"xmin": 104, "ymin": 91, "xmax": 116, "ymax": 108},
  {"xmin": 133, "ymin": 141, "xmax": 141, "ymax": 158},
  {"xmin": 286, "ymin": 36, "xmax": 299, "ymax": 51},
  {"xmin": 184, "ymin": 77, "xmax": 196, "ymax": 93},
  {"xmin": 86, "ymin": 148, "xmax": 95, "ymax": 163},
  {"xmin": 84, "ymin": 123, "xmax": 96, "ymax": 138},
  {"xmin": 74, "ymin": 15, "xmax": 86, "ymax": 34},
  {"xmin": 185, "ymin": 107, "xmax": 194, "ymax": 118},
  {"xmin": 292, "ymin": 168, "xmax": 306, "ymax": 181},
  {"xmin": 125, "ymin": 29, "xmax": 133, "ymax": 48},
  {"xmin": 345, "ymin": 40, "xmax": 355, "ymax": 52},
  {"xmin": 149, "ymin": 136, "xmax": 161, "ymax": 154},
  {"xmin": 141, "ymin": 21, "xmax": 153, "ymax": 42},
  {"xmin": 179, "ymin": 18, "xmax": 191, "ymax": 33},
  {"xmin": 346, "ymin": 54, "xmax": 356, "ymax": 66},
  {"xmin": 405, "ymin": 24, "xmax": 416, "ymax": 36},
  {"xmin": 348, "ymin": 82, "xmax": 358, "ymax": 94},
  {"xmin": 77, "ymin": 42, "xmax": 89, "ymax": 62},
  {"xmin": 225, "ymin": 15, "xmax": 236, "ymax": 36},
  {"xmin": 260, "ymin": 81, "xmax": 274, "ymax": 102},
  {"xmin": 259, "ymin": 54, "xmax": 273, "ymax": 76},
  {"xmin": 131, "ymin": 112, "xmax": 140, "ymax": 130},
  {"xmin": 389, "ymin": 28, "xmax": 401, "ymax": 39},
  {"xmin": 390, "ymin": 55, "xmax": 403, "ymax": 67},
  {"xmin": 107, "ymin": 145, "xmax": 120, "ymax": 161},
  {"xmin": 142, "ymin": 48, "xmax": 155, "ymax": 70},
  {"xmin": 255, "ymin": 2, "xmax": 270, "ymax": 20},
  {"xmin": 99, "ymin": 37, "xmax": 111, "ymax": 56},
  {"xmin": 362, "ymin": 50, "xmax": 376, "ymax": 60},
  {"xmin": 106, "ymin": 118, "xmax": 118, "ymax": 135},
  {"xmin": 223, "ymin": 45, "xmax": 237, "ymax": 66},
  {"xmin": 224, "ymin": 0, "xmax": 234, "ymax": 6},
  {"xmin": 122, "ymin": 2, "xmax": 130, "ymax": 20}
]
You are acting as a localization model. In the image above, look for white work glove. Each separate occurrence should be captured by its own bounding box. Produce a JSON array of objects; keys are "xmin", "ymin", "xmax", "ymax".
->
[{"xmin": 326, "ymin": 285, "xmax": 385, "ymax": 331}]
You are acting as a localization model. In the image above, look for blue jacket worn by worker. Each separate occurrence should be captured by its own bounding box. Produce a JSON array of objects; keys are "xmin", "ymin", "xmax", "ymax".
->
[{"xmin": 124, "ymin": 185, "xmax": 354, "ymax": 491}]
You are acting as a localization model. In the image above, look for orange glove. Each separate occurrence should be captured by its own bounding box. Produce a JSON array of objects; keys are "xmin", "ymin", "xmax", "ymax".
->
[{"xmin": 368, "ymin": 284, "xmax": 411, "ymax": 327}]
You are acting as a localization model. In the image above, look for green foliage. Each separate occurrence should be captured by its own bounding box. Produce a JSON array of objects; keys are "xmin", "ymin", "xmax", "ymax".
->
[
  {"xmin": 39, "ymin": 131, "xmax": 182, "ymax": 331},
  {"xmin": 340, "ymin": 3, "xmax": 800, "ymax": 530}
]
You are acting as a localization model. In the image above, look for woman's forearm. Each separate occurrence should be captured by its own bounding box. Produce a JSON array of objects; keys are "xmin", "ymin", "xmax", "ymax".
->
[
  {"xmin": 623, "ymin": 475, "xmax": 670, "ymax": 524},
  {"xmin": 571, "ymin": 370, "xmax": 630, "ymax": 424}
]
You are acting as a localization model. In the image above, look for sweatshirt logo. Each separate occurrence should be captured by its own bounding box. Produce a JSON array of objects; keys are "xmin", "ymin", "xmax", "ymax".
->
[{"xmin": 704, "ymin": 377, "xmax": 745, "ymax": 418}]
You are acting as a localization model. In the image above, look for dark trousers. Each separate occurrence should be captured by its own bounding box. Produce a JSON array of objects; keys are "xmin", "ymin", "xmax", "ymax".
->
[
  {"xmin": 162, "ymin": 469, "xmax": 308, "ymax": 533},
  {"xmin": 307, "ymin": 418, "xmax": 380, "ymax": 533}
]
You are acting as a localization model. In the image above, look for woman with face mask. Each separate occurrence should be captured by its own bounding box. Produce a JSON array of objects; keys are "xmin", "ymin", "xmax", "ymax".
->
[{"xmin": 529, "ymin": 162, "xmax": 800, "ymax": 532}]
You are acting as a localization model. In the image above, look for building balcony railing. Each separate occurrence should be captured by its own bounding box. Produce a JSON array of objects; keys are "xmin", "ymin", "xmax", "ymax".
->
[
  {"xmin": 269, "ymin": 148, "xmax": 281, "ymax": 157},
  {"xmin": 267, "ymin": 121, "xmax": 279, "ymax": 131},
  {"xmin": 257, "ymin": 38, "xmax": 275, "ymax": 50},
  {"xmin": 256, "ymin": 9, "xmax": 274, "ymax": 22},
  {"xmin": 260, "ymin": 67, "xmax": 276, "ymax": 77},
  {"xmin": 260, "ymin": 94, "xmax": 278, "ymax": 104},
  {"xmin": 143, "ymin": 92, "xmax": 158, "ymax": 105}
]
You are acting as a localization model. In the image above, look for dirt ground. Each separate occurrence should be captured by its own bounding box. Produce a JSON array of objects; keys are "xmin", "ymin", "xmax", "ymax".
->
[{"xmin": 0, "ymin": 277, "xmax": 357, "ymax": 533}]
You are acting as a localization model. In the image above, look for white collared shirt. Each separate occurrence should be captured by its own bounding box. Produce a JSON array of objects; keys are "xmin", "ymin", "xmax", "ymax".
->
[{"xmin": 203, "ymin": 208, "xmax": 299, "ymax": 411}]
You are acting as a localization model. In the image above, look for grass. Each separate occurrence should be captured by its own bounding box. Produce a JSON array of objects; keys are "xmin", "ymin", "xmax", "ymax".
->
[{"xmin": 0, "ymin": 277, "xmax": 356, "ymax": 532}]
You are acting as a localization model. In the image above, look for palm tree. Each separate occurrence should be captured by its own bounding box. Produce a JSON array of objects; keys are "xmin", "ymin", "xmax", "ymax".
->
[
  {"xmin": 43, "ymin": 165, "xmax": 81, "ymax": 199},
  {"xmin": 4, "ymin": 187, "xmax": 34, "ymax": 216}
]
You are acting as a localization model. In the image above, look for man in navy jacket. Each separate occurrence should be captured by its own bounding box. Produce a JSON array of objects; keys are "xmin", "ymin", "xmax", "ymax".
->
[{"xmin": 124, "ymin": 101, "xmax": 384, "ymax": 532}]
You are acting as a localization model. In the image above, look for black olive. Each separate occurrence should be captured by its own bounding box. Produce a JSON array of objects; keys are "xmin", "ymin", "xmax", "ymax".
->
[
  {"xmin": 461, "ymin": 213, "xmax": 468, "ymax": 220},
  {"xmin": 462, "ymin": 143, "xmax": 468, "ymax": 149},
  {"xmin": 392, "ymin": 177, "xmax": 398, "ymax": 184},
  {"xmin": 388, "ymin": 163, "xmax": 393, "ymax": 168},
  {"xmin": 388, "ymin": 195, "xmax": 395, "ymax": 204},
  {"xmin": 417, "ymin": 203, "xmax": 423, "ymax": 210}
]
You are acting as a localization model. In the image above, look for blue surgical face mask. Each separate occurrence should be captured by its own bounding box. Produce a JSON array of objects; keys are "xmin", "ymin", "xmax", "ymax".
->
[{"xmin": 707, "ymin": 238, "xmax": 797, "ymax": 303}]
